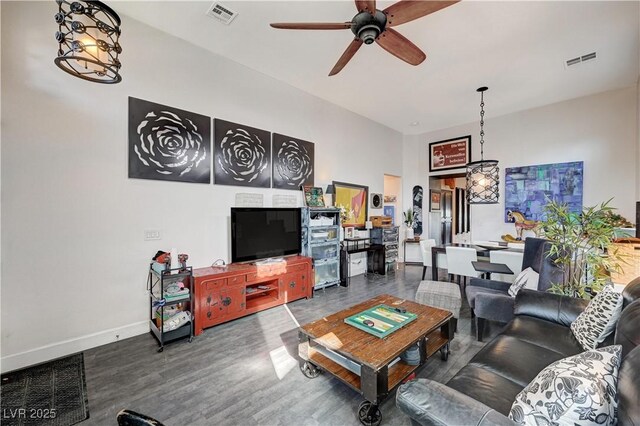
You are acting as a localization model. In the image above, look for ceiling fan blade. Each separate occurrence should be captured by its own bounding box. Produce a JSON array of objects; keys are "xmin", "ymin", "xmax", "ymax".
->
[
  {"xmin": 383, "ymin": 0, "xmax": 459, "ymax": 27},
  {"xmin": 354, "ymin": 0, "xmax": 376, "ymax": 14},
  {"xmin": 376, "ymin": 28, "xmax": 426, "ymax": 65},
  {"xmin": 270, "ymin": 22, "xmax": 352, "ymax": 30},
  {"xmin": 329, "ymin": 39, "xmax": 363, "ymax": 76}
]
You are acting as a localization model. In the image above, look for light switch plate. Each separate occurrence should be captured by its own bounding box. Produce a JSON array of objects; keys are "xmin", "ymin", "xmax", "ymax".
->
[{"xmin": 144, "ymin": 229, "xmax": 161, "ymax": 241}]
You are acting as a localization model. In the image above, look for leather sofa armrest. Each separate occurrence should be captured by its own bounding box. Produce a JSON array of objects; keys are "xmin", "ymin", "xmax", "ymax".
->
[
  {"xmin": 475, "ymin": 293, "xmax": 516, "ymax": 323},
  {"xmin": 468, "ymin": 278, "xmax": 512, "ymax": 292},
  {"xmin": 396, "ymin": 379, "xmax": 516, "ymax": 426},
  {"xmin": 514, "ymin": 289, "xmax": 587, "ymax": 327}
]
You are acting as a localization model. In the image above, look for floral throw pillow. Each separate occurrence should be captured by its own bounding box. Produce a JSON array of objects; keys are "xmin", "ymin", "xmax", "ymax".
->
[
  {"xmin": 508, "ymin": 267, "xmax": 539, "ymax": 297},
  {"xmin": 571, "ymin": 286, "xmax": 623, "ymax": 350},
  {"xmin": 509, "ymin": 345, "xmax": 621, "ymax": 426}
]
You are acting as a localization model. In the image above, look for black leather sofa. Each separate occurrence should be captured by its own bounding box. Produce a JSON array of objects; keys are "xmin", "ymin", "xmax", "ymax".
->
[{"xmin": 396, "ymin": 279, "xmax": 640, "ymax": 425}]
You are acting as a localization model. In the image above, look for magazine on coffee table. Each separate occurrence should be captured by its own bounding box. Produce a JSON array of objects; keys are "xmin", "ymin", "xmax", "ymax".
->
[{"xmin": 344, "ymin": 304, "xmax": 417, "ymax": 338}]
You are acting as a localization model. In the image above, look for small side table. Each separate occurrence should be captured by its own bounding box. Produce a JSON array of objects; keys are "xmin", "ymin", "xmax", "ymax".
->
[
  {"xmin": 344, "ymin": 237, "xmax": 370, "ymax": 251},
  {"xmin": 403, "ymin": 238, "xmax": 422, "ymax": 265},
  {"xmin": 341, "ymin": 238, "xmax": 385, "ymax": 286}
]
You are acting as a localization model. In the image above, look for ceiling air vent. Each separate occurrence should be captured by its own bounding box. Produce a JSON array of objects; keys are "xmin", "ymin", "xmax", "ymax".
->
[
  {"xmin": 565, "ymin": 51, "xmax": 597, "ymax": 68},
  {"xmin": 206, "ymin": 2, "xmax": 238, "ymax": 25}
]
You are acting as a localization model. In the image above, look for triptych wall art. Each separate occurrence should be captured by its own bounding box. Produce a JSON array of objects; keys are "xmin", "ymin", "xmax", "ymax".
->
[{"xmin": 128, "ymin": 97, "xmax": 315, "ymax": 189}]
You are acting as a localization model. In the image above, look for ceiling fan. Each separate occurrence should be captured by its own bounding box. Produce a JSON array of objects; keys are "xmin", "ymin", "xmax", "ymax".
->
[{"xmin": 270, "ymin": 0, "xmax": 459, "ymax": 76}]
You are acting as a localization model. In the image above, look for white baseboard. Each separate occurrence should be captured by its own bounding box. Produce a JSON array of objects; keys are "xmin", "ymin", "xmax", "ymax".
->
[{"xmin": 0, "ymin": 321, "xmax": 148, "ymax": 373}]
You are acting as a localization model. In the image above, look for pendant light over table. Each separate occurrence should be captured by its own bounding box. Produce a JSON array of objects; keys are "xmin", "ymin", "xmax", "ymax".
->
[
  {"xmin": 466, "ymin": 87, "xmax": 499, "ymax": 204},
  {"xmin": 54, "ymin": 0, "xmax": 122, "ymax": 83}
]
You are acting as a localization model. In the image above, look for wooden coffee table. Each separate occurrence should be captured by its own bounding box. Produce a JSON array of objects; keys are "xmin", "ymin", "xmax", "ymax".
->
[{"xmin": 298, "ymin": 294, "xmax": 454, "ymax": 426}]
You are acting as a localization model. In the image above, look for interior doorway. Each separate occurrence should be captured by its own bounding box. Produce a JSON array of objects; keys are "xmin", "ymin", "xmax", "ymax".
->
[
  {"xmin": 383, "ymin": 174, "xmax": 402, "ymax": 228},
  {"xmin": 428, "ymin": 176, "xmax": 471, "ymax": 245}
]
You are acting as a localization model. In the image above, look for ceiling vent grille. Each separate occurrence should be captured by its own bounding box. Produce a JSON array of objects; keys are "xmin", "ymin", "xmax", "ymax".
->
[
  {"xmin": 206, "ymin": 2, "xmax": 238, "ymax": 25},
  {"xmin": 565, "ymin": 51, "xmax": 597, "ymax": 68}
]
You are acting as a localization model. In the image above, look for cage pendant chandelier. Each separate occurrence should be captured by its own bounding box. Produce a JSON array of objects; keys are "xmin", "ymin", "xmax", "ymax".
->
[
  {"xmin": 54, "ymin": 0, "xmax": 122, "ymax": 84},
  {"xmin": 466, "ymin": 87, "xmax": 499, "ymax": 204}
]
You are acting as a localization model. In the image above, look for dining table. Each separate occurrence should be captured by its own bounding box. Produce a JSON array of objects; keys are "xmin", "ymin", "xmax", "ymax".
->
[
  {"xmin": 430, "ymin": 243, "xmax": 524, "ymax": 281},
  {"xmin": 472, "ymin": 261, "xmax": 514, "ymax": 279}
]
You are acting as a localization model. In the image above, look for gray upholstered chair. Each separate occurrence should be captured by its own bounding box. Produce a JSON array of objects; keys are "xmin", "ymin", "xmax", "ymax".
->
[{"xmin": 465, "ymin": 238, "xmax": 564, "ymax": 341}]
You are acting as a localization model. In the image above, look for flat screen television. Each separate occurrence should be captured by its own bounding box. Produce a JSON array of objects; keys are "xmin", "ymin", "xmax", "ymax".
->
[{"xmin": 231, "ymin": 208, "xmax": 302, "ymax": 263}]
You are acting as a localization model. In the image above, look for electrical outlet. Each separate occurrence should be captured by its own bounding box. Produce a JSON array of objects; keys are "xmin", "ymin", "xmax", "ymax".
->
[{"xmin": 144, "ymin": 229, "xmax": 161, "ymax": 241}]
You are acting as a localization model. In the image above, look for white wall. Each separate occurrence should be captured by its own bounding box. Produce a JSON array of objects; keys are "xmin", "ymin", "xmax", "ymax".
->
[
  {"xmin": 403, "ymin": 86, "xmax": 638, "ymax": 242},
  {"xmin": 0, "ymin": 2, "xmax": 403, "ymax": 372}
]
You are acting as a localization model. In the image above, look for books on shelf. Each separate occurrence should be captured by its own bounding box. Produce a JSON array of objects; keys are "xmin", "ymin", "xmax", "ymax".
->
[
  {"xmin": 162, "ymin": 311, "xmax": 192, "ymax": 332},
  {"xmin": 163, "ymin": 288, "xmax": 189, "ymax": 301}
]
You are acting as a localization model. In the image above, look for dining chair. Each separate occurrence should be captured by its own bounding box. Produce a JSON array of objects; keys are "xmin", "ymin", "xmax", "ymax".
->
[
  {"xmin": 445, "ymin": 246, "xmax": 482, "ymax": 288},
  {"xmin": 419, "ymin": 239, "xmax": 447, "ymax": 280},
  {"xmin": 489, "ymin": 250, "xmax": 524, "ymax": 283},
  {"xmin": 466, "ymin": 238, "xmax": 565, "ymax": 341}
]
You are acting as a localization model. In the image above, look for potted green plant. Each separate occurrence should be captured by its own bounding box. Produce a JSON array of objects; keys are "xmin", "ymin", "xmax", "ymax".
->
[
  {"xmin": 541, "ymin": 199, "xmax": 625, "ymax": 298},
  {"xmin": 603, "ymin": 210, "xmax": 636, "ymax": 238},
  {"xmin": 403, "ymin": 208, "xmax": 415, "ymax": 239}
]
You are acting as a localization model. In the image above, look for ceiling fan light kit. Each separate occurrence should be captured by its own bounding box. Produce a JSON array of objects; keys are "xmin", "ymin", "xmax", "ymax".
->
[
  {"xmin": 270, "ymin": 0, "xmax": 459, "ymax": 76},
  {"xmin": 466, "ymin": 87, "xmax": 500, "ymax": 205},
  {"xmin": 351, "ymin": 10, "xmax": 387, "ymax": 45}
]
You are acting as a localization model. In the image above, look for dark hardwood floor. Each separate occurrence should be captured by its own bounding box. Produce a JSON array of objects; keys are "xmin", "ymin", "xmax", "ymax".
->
[{"xmin": 83, "ymin": 265, "xmax": 504, "ymax": 425}]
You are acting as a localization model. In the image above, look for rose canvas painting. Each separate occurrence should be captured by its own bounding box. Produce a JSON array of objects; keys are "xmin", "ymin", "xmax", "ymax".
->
[
  {"xmin": 213, "ymin": 119, "xmax": 271, "ymax": 187},
  {"xmin": 272, "ymin": 133, "xmax": 314, "ymax": 189},
  {"xmin": 128, "ymin": 97, "xmax": 211, "ymax": 183}
]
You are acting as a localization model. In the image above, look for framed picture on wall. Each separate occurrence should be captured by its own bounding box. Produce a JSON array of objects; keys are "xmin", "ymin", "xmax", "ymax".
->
[
  {"xmin": 302, "ymin": 186, "xmax": 325, "ymax": 207},
  {"xmin": 504, "ymin": 161, "xmax": 584, "ymax": 222},
  {"xmin": 383, "ymin": 205, "xmax": 395, "ymax": 225},
  {"xmin": 429, "ymin": 135, "xmax": 471, "ymax": 172},
  {"xmin": 430, "ymin": 190, "xmax": 442, "ymax": 212},
  {"xmin": 333, "ymin": 181, "xmax": 369, "ymax": 228}
]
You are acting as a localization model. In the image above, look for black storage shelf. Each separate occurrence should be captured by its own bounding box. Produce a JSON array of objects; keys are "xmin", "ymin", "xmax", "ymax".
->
[
  {"xmin": 149, "ymin": 320, "xmax": 192, "ymax": 344},
  {"xmin": 147, "ymin": 264, "xmax": 194, "ymax": 352},
  {"xmin": 149, "ymin": 293, "xmax": 191, "ymax": 306},
  {"xmin": 150, "ymin": 269, "xmax": 192, "ymax": 280}
]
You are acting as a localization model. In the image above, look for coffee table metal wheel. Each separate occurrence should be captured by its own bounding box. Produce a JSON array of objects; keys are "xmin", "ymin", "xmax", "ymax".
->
[
  {"xmin": 357, "ymin": 401, "xmax": 382, "ymax": 426},
  {"xmin": 300, "ymin": 361, "xmax": 321, "ymax": 379},
  {"xmin": 440, "ymin": 342, "xmax": 450, "ymax": 361}
]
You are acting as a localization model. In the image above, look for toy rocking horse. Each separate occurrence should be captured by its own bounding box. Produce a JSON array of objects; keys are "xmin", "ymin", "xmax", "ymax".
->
[{"xmin": 501, "ymin": 210, "xmax": 542, "ymax": 242}]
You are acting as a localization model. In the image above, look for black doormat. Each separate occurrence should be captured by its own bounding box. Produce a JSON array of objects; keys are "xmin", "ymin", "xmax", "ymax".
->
[{"xmin": 1, "ymin": 353, "xmax": 89, "ymax": 426}]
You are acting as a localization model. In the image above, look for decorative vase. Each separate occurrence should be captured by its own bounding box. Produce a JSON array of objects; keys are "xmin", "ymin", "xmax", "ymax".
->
[
  {"xmin": 339, "ymin": 226, "xmax": 344, "ymax": 242},
  {"xmin": 406, "ymin": 227, "xmax": 414, "ymax": 240}
]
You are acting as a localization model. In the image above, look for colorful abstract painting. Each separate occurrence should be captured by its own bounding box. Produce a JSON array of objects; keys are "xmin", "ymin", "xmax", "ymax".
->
[
  {"xmin": 333, "ymin": 181, "xmax": 368, "ymax": 228},
  {"xmin": 504, "ymin": 161, "xmax": 584, "ymax": 222},
  {"xmin": 302, "ymin": 186, "xmax": 325, "ymax": 207}
]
